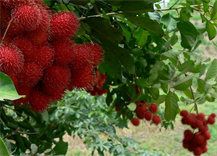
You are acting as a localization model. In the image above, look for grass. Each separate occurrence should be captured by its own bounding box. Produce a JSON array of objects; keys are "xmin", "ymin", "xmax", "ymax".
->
[{"xmin": 65, "ymin": 101, "xmax": 217, "ymax": 156}]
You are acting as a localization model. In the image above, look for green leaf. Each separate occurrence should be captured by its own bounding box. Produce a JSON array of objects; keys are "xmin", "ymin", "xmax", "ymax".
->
[
  {"xmin": 53, "ymin": 141, "xmax": 68, "ymax": 155},
  {"xmin": 205, "ymin": 59, "xmax": 217, "ymax": 80},
  {"xmin": 84, "ymin": 17, "xmax": 123, "ymax": 44},
  {"xmin": 165, "ymin": 91, "xmax": 179, "ymax": 121},
  {"xmin": 124, "ymin": 14, "xmax": 164, "ymax": 37},
  {"xmin": 133, "ymin": 28, "xmax": 149, "ymax": 47},
  {"xmin": 70, "ymin": 0, "xmax": 90, "ymax": 5},
  {"xmin": 206, "ymin": 21, "xmax": 216, "ymax": 40},
  {"xmin": 161, "ymin": 14, "xmax": 178, "ymax": 32},
  {"xmin": 178, "ymin": 60, "xmax": 194, "ymax": 74},
  {"xmin": 197, "ymin": 79, "xmax": 206, "ymax": 93},
  {"xmin": 120, "ymin": 0, "xmax": 154, "ymax": 13},
  {"xmin": 163, "ymin": 50, "xmax": 182, "ymax": 58},
  {"xmin": 118, "ymin": 22, "xmax": 131, "ymax": 43},
  {"xmin": 173, "ymin": 76, "xmax": 193, "ymax": 91},
  {"xmin": 135, "ymin": 78, "xmax": 147, "ymax": 87},
  {"xmin": 183, "ymin": 88, "xmax": 193, "ymax": 99},
  {"xmin": 211, "ymin": 1, "xmax": 217, "ymax": 20},
  {"xmin": 152, "ymin": 95, "xmax": 166, "ymax": 104},
  {"xmin": 149, "ymin": 88, "xmax": 159, "ymax": 100},
  {"xmin": 0, "ymin": 72, "xmax": 25, "ymax": 101},
  {"xmin": 136, "ymin": 94, "xmax": 148, "ymax": 101},
  {"xmin": 131, "ymin": 48, "xmax": 144, "ymax": 57},
  {"xmin": 0, "ymin": 137, "xmax": 10, "ymax": 156},
  {"xmin": 177, "ymin": 21, "xmax": 198, "ymax": 49},
  {"xmin": 41, "ymin": 110, "xmax": 49, "ymax": 123},
  {"xmin": 127, "ymin": 103, "xmax": 137, "ymax": 111}
]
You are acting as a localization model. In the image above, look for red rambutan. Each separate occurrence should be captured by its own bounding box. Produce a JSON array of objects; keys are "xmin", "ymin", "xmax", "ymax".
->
[
  {"xmin": 152, "ymin": 115, "xmax": 161, "ymax": 124},
  {"xmin": 42, "ymin": 65, "xmax": 71, "ymax": 89},
  {"xmin": 131, "ymin": 117, "xmax": 140, "ymax": 126},
  {"xmin": 144, "ymin": 111, "xmax": 152, "ymax": 121},
  {"xmin": 18, "ymin": 62, "xmax": 43, "ymax": 86},
  {"xmin": 180, "ymin": 110, "xmax": 189, "ymax": 117},
  {"xmin": 149, "ymin": 103, "xmax": 158, "ymax": 113},
  {"xmin": 207, "ymin": 116, "xmax": 215, "ymax": 125},
  {"xmin": 12, "ymin": 36, "xmax": 36, "ymax": 61},
  {"xmin": 50, "ymin": 11, "xmax": 79, "ymax": 39},
  {"xmin": 34, "ymin": 44, "xmax": 54, "ymax": 69},
  {"xmin": 52, "ymin": 39, "xmax": 75, "ymax": 66},
  {"xmin": 184, "ymin": 129, "xmax": 193, "ymax": 141},
  {"xmin": 0, "ymin": 45, "xmax": 24, "ymax": 75},
  {"xmin": 29, "ymin": 89, "xmax": 49, "ymax": 112},
  {"xmin": 27, "ymin": 29, "xmax": 49, "ymax": 46},
  {"xmin": 12, "ymin": 5, "xmax": 42, "ymax": 31},
  {"xmin": 13, "ymin": 86, "xmax": 32, "ymax": 105}
]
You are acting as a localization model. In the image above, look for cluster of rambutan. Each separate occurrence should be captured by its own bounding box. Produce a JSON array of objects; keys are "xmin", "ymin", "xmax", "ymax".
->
[
  {"xmin": 180, "ymin": 110, "xmax": 216, "ymax": 156},
  {"xmin": 0, "ymin": 0, "xmax": 104, "ymax": 112},
  {"xmin": 131, "ymin": 102, "xmax": 161, "ymax": 126},
  {"xmin": 87, "ymin": 69, "xmax": 107, "ymax": 96}
]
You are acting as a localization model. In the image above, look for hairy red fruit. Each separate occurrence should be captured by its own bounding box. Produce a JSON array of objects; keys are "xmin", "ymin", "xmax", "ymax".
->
[
  {"xmin": 27, "ymin": 29, "xmax": 49, "ymax": 46},
  {"xmin": 193, "ymin": 147, "xmax": 202, "ymax": 156},
  {"xmin": 181, "ymin": 117, "xmax": 188, "ymax": 125},
  {"xmin": 12, "ymin": 5, "xmax": 42, "ymax": 31},
  {"xmin": 85, "ymin": 42, "xmax": 104, "ymax": 67},
  {"xmin": 0, "ymin": 32, "xmax": 12, "ymax": 45},
  {"xmin": 8, "ymin": 74, "xmax": 19, "ymax": 88},
  {"xmin": 194, "ymin": 134, "xmax": 205, "ymax": 145},
  {"xmin": 184, "ymin": 129, "xmax": 194, "ymax": 141},
  {"xmin": 29, "ymin": 89, "xmax": 49, "ymax": 112},
  {"xmin": 3, "ymin": 18, "xmax": 25, "ymax": 36},
  {"xmin": 50, "ymin": 11, "xmax": 79, "ymax": 39},
  {"xmin": 36, "ymin": 5, "xmax": 51, "ymax": 31},
  {"xmin": 0, "ymin": 45, "xmax": 24, "ymax": 75},
  {"xmin": 131, "ymin": 117, "xmax": 140, "ymax": 126},
  {"xmin": 186, "ymin": 116, "xmax": 195, "ymax": 125},
  {"xmin": 12, "ymin": 36, "xmax": 35, "ymax": 61},
  {"xmin": 43, "ymin": 66, "xmax": 71, "ymax": 89},
  {"xmin": 203, "ymin": 132, "xmax": 211, "ymax": 140},
  {"xmin": 42, "ymin": 85, "xmax": 65, "ymax": 102},
  {"xmin": 34, "ymin": 45, "xmax": 54, "ymax": 69},
  {"xmin": 69, "ymin": 65, "xmax": 94, "ymax": 90},
  {"xmin": 18, "ymin": 62, "xmax": 43, "ymax": 86},
  {"xmin": 52, "ymin": 39, "xmax": 75, "ymax": 66},
  {"xmin": 180, "ymin": 110, "xmax": 189, "ymax": 117},
  {"xmin": 0, "ymin": 0, "xmax": 35, "ymax": 9},
  {"xmin": 210, "ymin": 113, "xmax": 216, "ymax": 118},
  {"xmin": 195, "ymin": 119, "xmax": 203, "ymax": 129},
  {"xmin": 144, "ymin": 111, "xmax": 152, "ymax": 121},
  {"xmin": 182, "ymin": 139, "xmax": 189, "ymax": 149},
  {"xmin": 200, "ymin": 141, "xmax": 207, "ymax": 148},
  {"xmin": 196, "ymin": 113, "xmax": 205, "ymax": 121},
  {"xmin": 152, "ymin": 115, "xmax": 161, "ymax": 124},
  {"xmin": 202, "ymin": 146, "xmax": 208, "ymax": 153},
  {"xmin": 138, "ymin": 105, "xmax": 147, "ymax": 114},
  {"xmin": 13, "ymin": 86, "xmax": 32, "ymax": 105},
  {"xmin": 207, "ymin": 116, "xmax": 215, "ymax": 125},
  {"xmin": 199, "ymin": 126, "xmax": 209, "ymax": 134},
  {"xmin": 149, "ymin": 103, "xmax": 158, "ymax": 113},
  {"xmin": 136, "ymin": 111, "xmax": 146, "ymax": 119}
]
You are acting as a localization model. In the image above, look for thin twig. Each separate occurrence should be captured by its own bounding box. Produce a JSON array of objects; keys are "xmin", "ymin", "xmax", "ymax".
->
[
  {"xmin": 169, "ymin": 0, "xmax": 180, "ymax": 9},
  {"xmin": 0, "ymin": 18, "xmax": 13, "ymax": 46}
]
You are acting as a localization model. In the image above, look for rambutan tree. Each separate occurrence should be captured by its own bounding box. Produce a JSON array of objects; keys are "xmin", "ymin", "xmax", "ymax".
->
[{"xmin": 0, "ymin": 0, "xmax": 217, "ymax": 155}]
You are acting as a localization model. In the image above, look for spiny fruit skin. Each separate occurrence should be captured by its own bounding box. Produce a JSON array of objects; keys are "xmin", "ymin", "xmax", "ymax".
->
[
  {"xmin": 131, "ymin": 117, "xmax": 140, "ymax": 126},
  {"xmin": 12, "ymin": 5, "xmax": 42, "ymax": 31},
  {"xmin": 0, "ymin": 45, "xmax": 24, "ymax": 75},
  {"xmin": 196, "ymin": 113, "xmax": 205, "ymax": 121},
  {"xmin": 184, "ymin": 129, "xmax": 194, "ymax": 141},
  {"xmin": 0, "ymin": 6, "xmax": 11, "ymax": 27},
  {"xmin": 29, "ymin": 89, "xmax": 49, "ymax": 112},
  {"xmin": 12, "ymin": 36, "xmax": 36, "ymax": 61},
  {"xmin": 149, "ymin": 103, "xmax": 158, "ymax": 113},
  {"xmin": 13, "ymin": 86, "xmax": 32, "ymax": 105},
  {"xmin": 0, "ymin": 0, "xmax": 36, "ymax": 9},
  {"xmin": 193, "ymin": 147, "xmax": 202, "ymax": 156},
  {"xmin": 27, "ymin": 29, "xmax": 49, "ymax": 46},
  {"xmin": 207, "ymin": 116, "xmax": 215, "ymax": 125},
  {"xmin": 34, "ymin": 44, "xmax": 54, "ymax": 69},
  {"xmin": 210, "ymin": 113, "xmax": 216, "ymax": 118},
  {"xmin": 52, "ymin": 39, "xmax": 75, "ymax": 66},
  {"xmin": 152, "ymin": 115, "xmax": 161, "ymax": 124},
  {"xmin": 42, "ymin": 66, "xmax": 71, "ymax": 90},
  {"xmin": 194, "ymin": 134, "xmax": 205, "ymax": 145},
  {"xmin": 3, "ymin": 18, "xmax": 25, "ymax": 36},
  {"xmin": 180, "ymin": 110, "xmax": 189, "ymax": 117},
  {"xmin": 42, "ymin": 85, "xmax": 65, "ymax": 102},
  {"xmin": 144, "ymin": 111, "xmax": 152, "ymax": 121},
  {"xmin": 18, "ymin": 62, "xmax": 43, "ymax": 87},
  {"xmin": 50, "ymin": 11, "xmax": 79, "ymax": 39}
]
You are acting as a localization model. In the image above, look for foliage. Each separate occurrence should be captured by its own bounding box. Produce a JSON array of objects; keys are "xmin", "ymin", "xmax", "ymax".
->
[{"xmin": 1, "ymin": 0, "xmax": 217, "ymax": 155}]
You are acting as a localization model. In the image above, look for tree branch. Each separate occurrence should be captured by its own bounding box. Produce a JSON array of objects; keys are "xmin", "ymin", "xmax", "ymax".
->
[{"xmin": 0, "ymin": 18, "xmax": 13, "ymax": 46}]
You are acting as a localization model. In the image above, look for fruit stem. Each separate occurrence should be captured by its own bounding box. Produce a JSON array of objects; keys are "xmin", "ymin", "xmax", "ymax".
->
[{"xmin": 0, "ymin": 18, "xmax": 13, "ymax": 47}]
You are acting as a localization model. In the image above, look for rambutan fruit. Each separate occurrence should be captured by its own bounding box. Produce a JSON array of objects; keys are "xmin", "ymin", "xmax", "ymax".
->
[
  {"xmin": 52, "ymin": 39, "xmax": 75, "ymax": 66},
  {"xmin": 207, "ymin": 116, "xmax": 215, "ymax": 124},
  {"xmin": 18, "ymin": 62, "xmax": 43, "ymax": 87},
  {"xmin": 195, "ymin": 119, "xmax": 203, "ymax": 129},
  {"xmin": 34, "ymin": 44, "xmax": 54, "ymax": 69},
  {"xmin": 203, "ymin": 132, "xmax": 211, "ymax": 140},
  {"xmin": 0, "ymin": 32, "xmax": 12, "ymax": 45},
  {"xmin": 12, "ymin": 5, "xmax": 42, "ymax": 31},
  {"xmin": 138, "ymin": 105, "xmax": 147, "ymax": 114},
  {"xmin": 196, "ymin": 113, "xmax": 205, "ymax": 121},
  {"xmin": 152, "ymin": 115, "xmax": 161, "ymax": 124},
  {"xmin": 42, "ymin": 65, "xmax": 71, "ymax": 90},
  {"xmin": 0, "ymin": 0, "xmax": 35, "ymax": 9},
  {"xmin": 12, "ymin": 36, "xmax": 36, "ymax": 61},
  {"xmin": 3, "ymin": 18, "xmax": 25, "ymax": 36},
  {"xmin": 193, "ymin": 147, "xmax": 202, "ymax": 156},
  {"xmin": 186, "ymin": 115, "xmax": 195, "ymax": 125},
  {"xmin": 144, "ymin": 111, "xmax": 152, "ymax": 121},
  {"xmin": 13, "ymin": 86, "xmax": 32, "ymax": 105},
  {"xmin": 85, "ymin": 42, "xmax": 104, "ymax": 67},
  {"xmin": 27, "ymin": 29, "xmax": 49, "ymax": 46},
  {"xmin": 194, "ymin": 134, "xmax": 205, "ymax": 145},
  {"xmin": 29, "ymin": 89, "xmax": 50, "ymax": 112},
  {"xmin": 184, "ymin": 129, "xmax": 193, "ymax": 141},
  {"xmin": 0, "ymin": 45, "xmax": 24, "ymax": 75},
  {"xmin": 182, "ymin": 139, "xmax": 189, "ymax": 149},
  {"xmin": 50, "ymin": 11, "xmax": 79, "ymax": 39},
  {"xmin": 136, "ymin": 111, "xmax": 146, "ymax": 119},
  {"xmin": 131, "ymin": 117, "xmax": 140, "ymax": 126},
  {"xmin": 69, "ymin": 65, "xmax": 94, "ymax": 90},
  {"xmin": 199, "ymin": 126, "xmax": 209, "ymax": 134},
  {"xmin": 180, "ymin": 110, "xmax": 189, "ymax": 117},
  {"xmin": 149, "ymin": 103, "xmax": 158, "ymax": 113},
  {"xmin": 36, "ymin": 5, "xmax": 51, "ymax": 31},
  {"xmin": 42, "ymin": 85, "xmax": 65, "ymax": 102},
  {"xmin": 181, "ymin": 117, "xmax": 188, "ymax": 124},
  {"xmin": 210, "ymin": 113, "xmax": 216, "ymax": 118},
  {"xmin": 7, "ymin": 74, "xmax": 19, "ymax": 88},
  {"xmin": 202, "ymin": 146, "xmax": 208, "ymax": 153}
]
